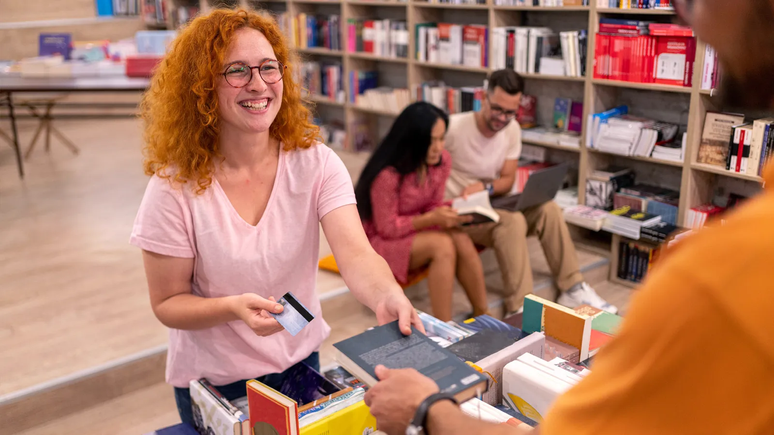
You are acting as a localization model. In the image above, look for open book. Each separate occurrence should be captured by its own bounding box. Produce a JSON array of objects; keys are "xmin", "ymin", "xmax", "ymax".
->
[{"xmin": 452, "ymin": 191, "xmax": 500, "ymax": 224}]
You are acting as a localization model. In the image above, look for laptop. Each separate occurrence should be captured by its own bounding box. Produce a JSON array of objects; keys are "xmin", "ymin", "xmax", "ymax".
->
[{"xmin": 490, "ymin": 163, "xmax": 569, "ymax": 212}]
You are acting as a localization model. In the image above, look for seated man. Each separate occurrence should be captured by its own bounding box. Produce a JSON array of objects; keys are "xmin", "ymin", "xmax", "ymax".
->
[{"xmin": 444, "ymin": 69, "xmax": 616, "ymax": 314}]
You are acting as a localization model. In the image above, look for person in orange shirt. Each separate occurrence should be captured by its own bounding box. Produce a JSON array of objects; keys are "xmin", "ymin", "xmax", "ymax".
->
[{"xmin": 363, "ymin": 0, "xmax": 774, "ymax": 434}]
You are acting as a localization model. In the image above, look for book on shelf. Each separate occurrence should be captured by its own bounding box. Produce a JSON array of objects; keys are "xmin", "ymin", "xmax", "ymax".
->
[
  {"xmin": 593, "ymin": 21, "xmax": 694, "ymax": 87},
  {"xmin": 316, "ymin": 119, "xmax": 346, "ymax": 151},
  {"xmin": 585, "ymin": 165, "xmax": 635, "ymax": 210},
  {"xmin": 563, "ymin": 205, "xmax": 608, "ymax": 231},
  {"xmin": 348, "ymin": 69, "xmax": 378, "ymax": 104},
  {"xmin": 639, "ymin": 221, "xmax": 691, "ymax": 244},
  {"xmin": 615, "ymin": 184, "xmax": 679, "ymax": 225},
  {"xmin": 494, "ymin": 0, "xmax": 587, "ymax": 5},
  {"xmin": 603, "ymin": 205, "xmax": 662, "ymax": 239},
  {"xmin": 554, "ymin": 187, "xmax": 579, "ymax": 209},
  {"xmin": 721, "ymin": 119, "xmax": 774, "ymax": 177},
  {"xmin": 686, "ymin": 203, "xmax": 725, "ymax": 230},
  {"xmin": 586, "ymin": 105, "xmax": 628, "ymax": 149},
  {"xmin": 356, "ymin": 87, "xmax": 410, "ymax": 114},
  {"xmin": 293, "ymin": 13, "xmax": 341, "ymax": 51},
  {"xmin": 332, "ymin": 320, "xmax": 489, "ymax": 404},
  {"xmin": 413, "ymin": 82, "xmax": 486, "ymax": 114},
  {"xmin": 596, "ymin": 0, "xmax": 673, "ymax": 9},
  {"xmin": 426, "ymin": 0, "xmax": 486, "ymax": 4},
  {"xmin": 617, "ymin": 239, "xmax": 661, "ymax": 284},
  {"xmin": 302, "ymin": 62, "xmax": 344, "ymax": 103},
  {"xmin": 347, "ymin": 19, "xmax": 408, "ymax": 59},
  {"xmin": 517, "ymin": 94, "xmax": 538, "ymax": 129},
  {"xmin": 452, "ymin": 191, "xmax": 501, "ymax": 224},
  {"xmin": 490, "ymin": 27, "xmax": 586, "ymax": 78},
  {"xmin": 522, "ymin": 127, "xmax": 581, "ymax": 148},
  {"xmin": 701, "ymin": 44, "xmax": 721, "ymax": 91}
]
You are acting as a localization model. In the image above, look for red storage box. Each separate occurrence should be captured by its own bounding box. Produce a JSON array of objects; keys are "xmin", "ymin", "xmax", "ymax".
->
[{"xmin": 126, "ymin": 55, "xmax": 163, "ymax": 78}]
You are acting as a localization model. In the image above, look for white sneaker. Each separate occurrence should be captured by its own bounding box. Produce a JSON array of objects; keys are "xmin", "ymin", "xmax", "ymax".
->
[{"xmin": 557, "ymin": 283, "xmax": 618, "ymax": 315}]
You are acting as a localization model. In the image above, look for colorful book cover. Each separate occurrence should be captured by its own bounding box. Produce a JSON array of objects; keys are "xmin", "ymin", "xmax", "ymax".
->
[
  {"xmin": 38, "ymin": 33, "xmax": 72, "ymax": 59},
  {"xmin": 568, "ymin": 101, "xmax": 584, "ymax": 133},
  {"xmin": 247, "ymin": 380, "xmax": 299, "ymax": 435},
  {"xmin": 462, "ymin": 314, "xmax": 526, "ymax": 340},
  {"xmin": 553, "ymin": 97, "xmax": 572, "ymax": 131}
]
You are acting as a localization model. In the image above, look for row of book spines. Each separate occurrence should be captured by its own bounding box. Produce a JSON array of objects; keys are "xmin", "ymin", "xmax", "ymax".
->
[
  {"xmin": 346, "ymin": 19, "xmax": 409, "ymax": 58},
  {"xmin": 725, "ymin": 120, "xmax": 774, "ymax": 176},
  {"xmin": 617, "ymin": 241, "xmax": 659, "ymax": 283},
  {"xmin": 413, "ymin": 85, "xmax": 485, "ymax": 115},
  {"xmin": 686, "ymin": 204, "xmax": 724, "ymax": 230},
  {"xmin": 597, "ymin": 0, "xmax": 673, "ymax": 8},
  {"xmin": 593, "ymin": 33, "xmax": 695, "ymax": 87},
  {"xmin": 494, "ymin": 0, "xmax": 587, "ymax": 5},
  {"xmin": 349, "ymin": 70, "xmax": 379, "ymax": 102},
  {"xmin": 302, "ymin": 64, "xmax": 343, "ymax": 99},
  {"xmin": 290, "ymin": 13, "xmax": 342, "ymax": 50},
  {"xmin": 416, "ymin": 23, "xmax": 489, "ymax": 67}
]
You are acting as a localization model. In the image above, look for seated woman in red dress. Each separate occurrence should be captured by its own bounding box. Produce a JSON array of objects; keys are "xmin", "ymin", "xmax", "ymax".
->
[{"xmin": 355, "ymin": 102, "xmax": 489, "ymax": 321}]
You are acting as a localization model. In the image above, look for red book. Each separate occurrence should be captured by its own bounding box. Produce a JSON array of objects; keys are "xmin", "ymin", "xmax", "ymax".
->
[
  {"xmin": 599, "ymin": 24, "xmax": 643, "ymax": 36},
  {"xmin": 593, "ymin": 33, "xmax": 607, "ymax": 79},
  {"xmin": 736, "ymin": 128, "xmax": 746, "ymax": 173},
  {"xmin": 462, "ymin": 25, "xmax": 487, "ymax": 67},
  {"xmin": 247, "ymin": 380, "xmax": 299, "ymax": 435},
  {"xmin": 363, "ymin": 20, "xmax": 374, "ymax": 53},
  {"xmin": 654, "ymin": 36, "xmax": 696, "ymax": 87}
]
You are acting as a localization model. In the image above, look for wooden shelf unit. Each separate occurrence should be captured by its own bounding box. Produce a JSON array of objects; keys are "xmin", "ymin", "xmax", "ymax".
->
[{"xmin": 180, "ymin": 0, "xmax": 767, "ymax": 289}]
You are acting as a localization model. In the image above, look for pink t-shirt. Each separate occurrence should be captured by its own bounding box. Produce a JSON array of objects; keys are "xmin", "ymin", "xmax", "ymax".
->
[{"xmin": 129, "ymin": 143, "xmax": 355, "ymax": 388}]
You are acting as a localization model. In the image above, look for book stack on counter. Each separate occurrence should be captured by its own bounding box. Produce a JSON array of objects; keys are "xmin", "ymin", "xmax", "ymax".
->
[
  {"xmin": 301, "ymin": 62, "xmax": 344, "ymax": 103},
  {"xmin": 187, "ymin": 361, "xmax": 374, "ymax": 435},
  {"xmin": 596, "ymin": 0, "xmax": 673, "ymax": 9},
  {"xmin": 356, "ymin": 88, "xmax": 411, "ymax": 114},
  {"xmin": 293, "ymin": 14, "xmax": 342, "ymax": 51},
  {"xmin": 346, "ymin": 19, "xmax": 409, "ymax": 59},
  {"xmin": 700, "ymin": 44, "xmax": 721, "ymax": 91},
  {"xmin": 590, "ymin": 113, "xmax": 682, "ymax": 161},
  {"xmin": 698, "ymin": 115, "xmax": 774, "ymax": 177},
  {"xmin": 563, "ymin": 205, "xmax": 608, "ymax": 231},
  {"xmin": 490, "ymin": 27, "xmax": 587, "ymax": 78},
  {"xmin": 594, "ymin": 20, "xmax": 694, "ymax": 87},
  {"xmin": 602, "ymin": 205, "xmax": 662, "ymax": 239},
  {"xmin": 495, "ymin": 0, "xmax": 587, "ymax": 5},
  {"xmin": 415, "ymin": 23, "xmax": 488, "ymax": 68},
  {"xmin": 413, "ymin": 82, "xmax": 486, "ymax": 114},
  {"xmin": 613, "ymin": 184, "xmax": 679, "ymax": 225}
]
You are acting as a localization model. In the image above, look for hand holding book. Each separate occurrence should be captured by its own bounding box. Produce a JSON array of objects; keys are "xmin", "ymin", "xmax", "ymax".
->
[{"xmin": 431, "ymin": 206, "xmax": 474, "ymax": 229}]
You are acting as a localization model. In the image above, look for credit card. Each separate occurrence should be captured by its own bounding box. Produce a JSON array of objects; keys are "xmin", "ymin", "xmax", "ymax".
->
[{"xmin": 270, "ymin": 291, "xmax": 315, "ymax": 336}]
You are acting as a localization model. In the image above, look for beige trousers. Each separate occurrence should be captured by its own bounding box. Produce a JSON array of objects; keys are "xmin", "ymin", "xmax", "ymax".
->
[{"xmin": 462, "ymin": 201, "xmax": 583, "ymax": 313}]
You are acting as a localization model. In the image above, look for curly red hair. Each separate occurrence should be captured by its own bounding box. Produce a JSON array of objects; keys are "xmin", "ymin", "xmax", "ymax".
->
[{"xmin": 140, "ymin": 8, "xmax": 319, "ymax": 193}]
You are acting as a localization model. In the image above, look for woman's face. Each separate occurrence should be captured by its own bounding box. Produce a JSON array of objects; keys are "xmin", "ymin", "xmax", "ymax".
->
[
  {"xmin": 217, "ymin": 27, "xmax": 284, "ymax": 136},
  {"xmin": 426, "ymin": 118, "xmax": 446, "ymax": 166}
]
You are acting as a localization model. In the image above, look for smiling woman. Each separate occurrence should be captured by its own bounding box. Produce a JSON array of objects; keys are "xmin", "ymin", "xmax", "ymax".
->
[{"xmin": 131, "ymin": 8, "xmax": 423, "ymax": 428}]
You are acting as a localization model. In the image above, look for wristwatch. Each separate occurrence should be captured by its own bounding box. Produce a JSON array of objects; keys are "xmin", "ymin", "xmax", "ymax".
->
[
  {"xmin": 405, "ymin": 392, "xmax": 459, "ymax": 435},
  {"xmin": 485, "ymin": 182, "xmax": 495, "ymax": 196}
]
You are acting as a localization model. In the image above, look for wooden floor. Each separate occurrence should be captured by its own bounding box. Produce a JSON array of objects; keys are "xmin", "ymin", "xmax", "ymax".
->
[{"xmin": 1, "ymin": 118, "xmax": 634, "ymax": 432}]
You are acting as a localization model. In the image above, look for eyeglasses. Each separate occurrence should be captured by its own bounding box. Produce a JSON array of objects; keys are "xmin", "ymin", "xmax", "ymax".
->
[
  {"xmin": 673, "ymin": 0, "xmax": 695, "ymax": 25},
  {"xmin": 487, "ymin": 97, "xmax": 518, "ymax": 120},
  {"xmin": 222, "ymin": 60, "xmax": 286, "ymax": 88}
]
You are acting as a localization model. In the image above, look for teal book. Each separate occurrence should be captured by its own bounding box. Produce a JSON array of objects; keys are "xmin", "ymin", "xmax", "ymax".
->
[
  {"xmin": 333, "ymin": 321, "xmax": 488, "ymax": 403},
  {"xmin": 522, "ymin": 297, "xmax": 544, "ymax": 334}
]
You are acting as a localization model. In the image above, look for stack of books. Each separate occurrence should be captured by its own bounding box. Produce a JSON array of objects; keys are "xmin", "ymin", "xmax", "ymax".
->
[
  {"xmin": 593, "ymin": 21, "xmax": 694, "ymax": 87},
  {"xmin": 302, "ymin": 62, "xmax": 344, "ymax": 103},
  {"xmin": 602, "ymin": 205, "xmax": 662, "ymax": 239},
  {"xmin": 348, "ymin": 69, "xmax": 378, "ymax": 104},
  {"xmin": 554, "ymin": 187, "xmax": 579, "ymax": 210},
  {"xmin": 596, "ymin": 0, "xmax": 673, "ymax": 11},
  {"xmin": 686, "ymin": 203, "xmax": 725, "ymax": 230},
  {"xmin": 617, "ymin": 239, "xmax": 659, "ymax": 284},
  {"xmin": 585, "ymin": 166, "xmax": 635, "ymax": 210},
  {"xmin": 613, "ymin": 184, "xmax": 679, "ymax": 225},
  {"xmin": 346, "ymin": 19, "xmax": 409, "ymax": 59},
  {"xmin": 563, "ymin": 205, "xmax": 608, "ymax": 231},
  {"xmin": 591, "ymin": 114, "xmax": 681, "ymax": 160}
]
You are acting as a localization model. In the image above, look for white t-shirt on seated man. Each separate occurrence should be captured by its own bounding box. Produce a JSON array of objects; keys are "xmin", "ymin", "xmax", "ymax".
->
[{"xmin": 442, "ymin": 69, "xmax": 617, "ymax": 315}]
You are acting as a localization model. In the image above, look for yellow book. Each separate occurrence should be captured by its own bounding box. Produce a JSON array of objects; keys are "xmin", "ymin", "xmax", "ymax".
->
[{"xmin": 300, "ymin": 401, "xmax": 376, "ymax": 435}]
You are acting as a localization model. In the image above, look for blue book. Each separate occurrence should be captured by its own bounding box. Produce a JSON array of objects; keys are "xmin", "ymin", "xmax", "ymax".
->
[
  {"xmin": 95, "ymin": 0, "xmax": 114, "ymax": 16},
  {"xmin": 145, "ymin": 423, "xmax": 199, "ymax": 435},
  {"xmin": 38, "ymin": 33, "xmax": 72, "ymax": 59}
]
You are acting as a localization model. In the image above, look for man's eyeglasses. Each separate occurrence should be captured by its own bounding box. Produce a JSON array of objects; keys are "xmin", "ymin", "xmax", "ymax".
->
[
  {"xmin": 487, "ymin": 98, "xmax": 518, "ymax": 120},
  {"xmin": 222, "ymin": 60, "xmax": 286, "ymax": 88}
]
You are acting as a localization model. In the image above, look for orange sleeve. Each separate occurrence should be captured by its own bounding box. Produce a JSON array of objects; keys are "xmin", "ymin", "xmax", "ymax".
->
[{"xmin": 540, "ymin": 261, "xmax": 774, "ymax": 435}]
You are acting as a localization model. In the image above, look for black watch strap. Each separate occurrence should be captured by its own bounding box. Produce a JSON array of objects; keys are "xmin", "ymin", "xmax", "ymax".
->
[{"xmin": 410, "ymin": 392, "xmax": 459, "ymax": 435}]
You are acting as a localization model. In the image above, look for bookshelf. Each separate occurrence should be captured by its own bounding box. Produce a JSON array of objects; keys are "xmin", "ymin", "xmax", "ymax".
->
[{"xmin": 173, "ymin": 0, "xmax": 768, "ymax": 287}]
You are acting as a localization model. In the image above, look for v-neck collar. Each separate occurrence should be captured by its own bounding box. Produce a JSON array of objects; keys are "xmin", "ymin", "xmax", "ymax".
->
[{"xmin": 212, "ymin": 145, "xmax": 285, "ymax": 230}]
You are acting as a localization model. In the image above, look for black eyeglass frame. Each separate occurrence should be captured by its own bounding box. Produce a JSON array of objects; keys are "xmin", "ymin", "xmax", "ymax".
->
[
  {"xmin": 486, "ymin": 96, "xmax": 519, "ymax": 121},
  {"xmin": 221, "ymin": 59, "xmax": 287, "ymax": 88}
]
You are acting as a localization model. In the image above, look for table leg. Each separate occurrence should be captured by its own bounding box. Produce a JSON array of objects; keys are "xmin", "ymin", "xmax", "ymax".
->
[{"xmin": 3, "ymin": 92, "xmax": 24, "ymax": 178}]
